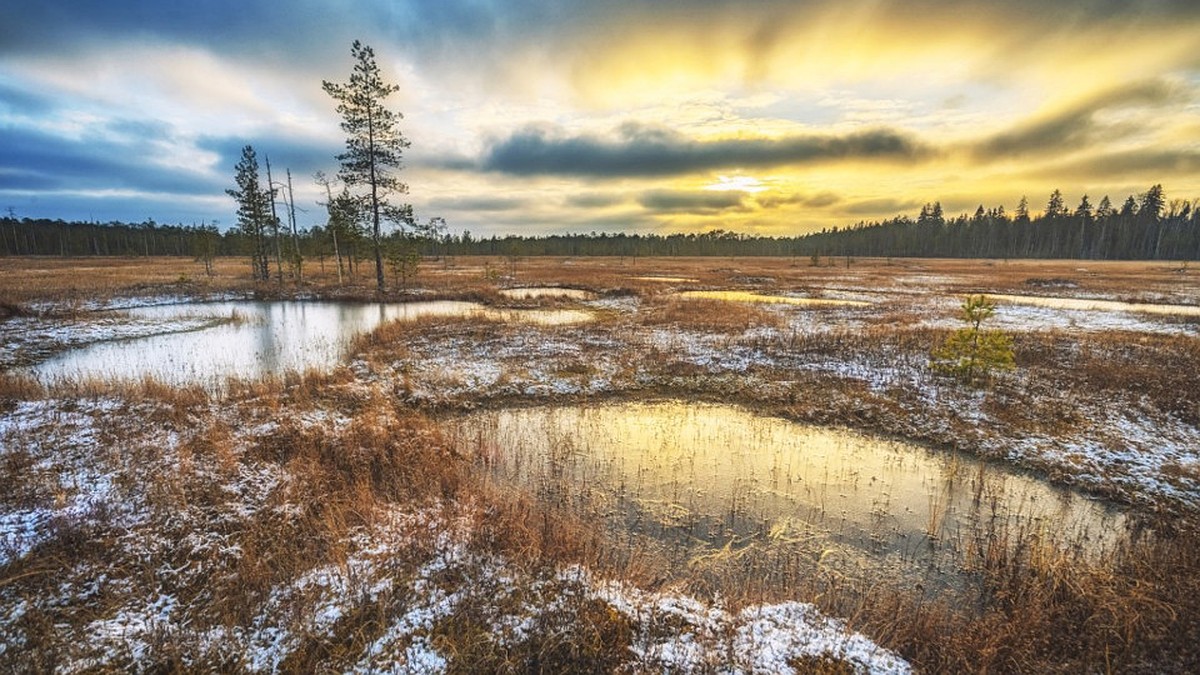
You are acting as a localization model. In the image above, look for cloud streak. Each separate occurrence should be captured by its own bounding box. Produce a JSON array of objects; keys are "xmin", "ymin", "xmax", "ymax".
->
[
  {"xmin": 481, "ymin": 123, "xmax": 933, "ymax": 177},
  {"xmin": 973, "ymin": 79, "xmax": 1193, "ymax": 159},
  {"xmin": 0, "ymin": 125, "xmax": 222, "ymax": 196},
  {"xmin": 638, "ymin": 189, "xmax": 748, "ymax": 214}
]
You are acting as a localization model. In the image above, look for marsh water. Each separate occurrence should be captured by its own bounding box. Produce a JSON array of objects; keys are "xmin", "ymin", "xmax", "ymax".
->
[
  {"xmin": 29, "ymin": 300, "xmax": 591, "ymax": 387},
  {"xmin": 448, "ymin": 401, "xmax": 1130, "ymax": 592},
  {"xmin": 679, "ymin": 290, "xmax": 871, "ymax": 307},
  {"xmin": 33, "ymin": 298, "xmax": 1134, "ymax": 594},
  {"xmin": 990, "ymin": 293, "xmax": 1200, "ymax": 316},
  {"xmin": 499, "ymin": 287, "xmax": 594, "ymax": 300},
  {"xmin": 630, "ymin": 276, "xmax": 700, "ymax": 283}
]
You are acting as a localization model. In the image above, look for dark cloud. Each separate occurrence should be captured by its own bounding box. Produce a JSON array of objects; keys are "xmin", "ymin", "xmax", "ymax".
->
[
  {"xmin": 0, "ymin": 171, "xmax": 62, "ymax": 192},
  {"xmin": 565, "ymin": 193, "xmax": 628, "ymax": 209},
  {"xmin": 481, "ymin": 123, "xmax": 933, "ymax": 177},
  {"xmin": 1030, "ymin": 149, "xmax": 1200, "ymax": 180},
  {"xmin": 638, "ymin": 190, "xmax": 748, "ymax": 214},
  {"xmin": 802, "ymin": 192, "xmax": 842, "ymax": 208},
  {"xmin": 973, "ymin": 79, "xmax": 1192, "ymax": 159},
  {"xmin": 0, "ymin": 122, "xmax": 339, "ymax": 226},
  {"xmin": 755, "ymin": 191, "xmax": 842, "ymax": 209},
  {"xmin": 446, "ymin": 209, "xmax": 653, "ymax": 235},
  {"xmin": 0, "ymin": 1, "xmax": 357, "ymax": 64},
  {"xmin": 0, "ymin": 125, "xmax": 223, "ymax": 196},
  {"xmin": 416, "ymin": 154, "xmax": 479, "ymax": 172}
]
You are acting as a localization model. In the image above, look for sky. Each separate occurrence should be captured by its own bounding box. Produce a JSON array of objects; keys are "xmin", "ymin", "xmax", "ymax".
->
[{"xmin": 2, "ymin": 0, "xmax": 1199, "ymax": 237}]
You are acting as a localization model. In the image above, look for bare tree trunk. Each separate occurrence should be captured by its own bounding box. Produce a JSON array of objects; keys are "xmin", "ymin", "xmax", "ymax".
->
[
  {"xmin": 266, "ymin": 157, "xmax": 283, "ymax": 285},
  {"xmin": 319, "ymin": 178, "xmax": 344, "ymax": 285},
  {"xmin": 286, "ymin": 169, "xmax": 302, "ymax": 282}
]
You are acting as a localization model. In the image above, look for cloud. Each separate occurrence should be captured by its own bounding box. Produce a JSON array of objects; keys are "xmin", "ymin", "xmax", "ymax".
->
[
  {"xmin": 480, "ymin": 123, "xmax": 933, "ymax": 177},
  {"xmin": 0, "ymin": 81, "xmax": 54, "ymax": 115},
  {"xmin": 1029, "ymin": 149, "xmax": 1200, "ymax": 181},
  {"xmin": 0, "ymin": 124, "xmax": 223, "ymax": 196},
  {"xmin": 0, "ymin": 2, "xmax": 359, "ymax": 66},
  {"xmin": 425, "ymin": 196, "xmax": 532, "ymax": 212},
  {"xmin": 565, "ymin": 193, "xmax": 627, "ymax": 208},
  {"xmin": 638, "ymin": 189, "xmax": 748, "ymax": 214},
  {"xmin": 839, "ymin": 197, "xmax": 924, "ymax": 216},
  {"xmin": 3, "ymin": 0, "xmax": 1200, "ymax": 235},
  {"xmin": 972, "ymin": 79, "xmax": 1192, "ymax": 159},
  {"xmin": 199, "ymin": 135, "xmax": 340, "ymax": 179},
  {"xmin": 755, "ymin": 191, "xmax": 843, "ymax": 209},
  {"xmin": 0, "ymin": 189, "xmax": 228, "ymax": 225}
]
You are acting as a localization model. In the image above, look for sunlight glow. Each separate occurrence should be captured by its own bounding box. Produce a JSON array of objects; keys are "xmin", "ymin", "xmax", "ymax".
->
[{"xmin": 703, "ymin": 175, "xmax": 768, "ymax": 193}]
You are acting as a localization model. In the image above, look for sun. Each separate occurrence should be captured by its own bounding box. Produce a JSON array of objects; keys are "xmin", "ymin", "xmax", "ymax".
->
[{"xmin": 703, "ymin": 175, "xmax": 768, "ymax": 193}]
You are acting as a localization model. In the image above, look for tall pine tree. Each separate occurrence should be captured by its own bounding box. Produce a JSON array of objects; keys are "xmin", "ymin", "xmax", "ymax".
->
[
  {"xmin": 226, "ymin": 145, "xmax": 271, "ymax": 281},
  {"xmin": 323, "ymin": 41, "xmax": 412, "ymax": 292}
]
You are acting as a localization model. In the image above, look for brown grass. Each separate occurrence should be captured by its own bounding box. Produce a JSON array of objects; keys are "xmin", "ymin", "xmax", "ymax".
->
[
  {"xmin": 3, "ymin": 255, "xmax": 1200, "ymax": 672},
  {"xmin": 639, "ymin": 296, "xmax": 785, "ymax": 333}
]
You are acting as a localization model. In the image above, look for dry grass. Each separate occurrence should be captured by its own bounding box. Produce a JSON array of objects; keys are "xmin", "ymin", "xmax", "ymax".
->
[
  {"xmin": 3, "ymin": 255, "xmax": 1195, "ymax": 309},
  {"xmin": 3, "ymin": 373, "xmax": 1199, "ymax": 672},
  {"xmin": 0, "ymin": 256, "xmax": 254, "ymax": 306},
  {"xmin": 3, "ymin": 255, "xmax": 1200, "ymax": 672},
  {"xmin": 0, "ymin": 386, "xmax": 467, "ymax": 669},
  {"xmin": 639, "ymin": 296, "xmax": 785, "ymax": 332}
]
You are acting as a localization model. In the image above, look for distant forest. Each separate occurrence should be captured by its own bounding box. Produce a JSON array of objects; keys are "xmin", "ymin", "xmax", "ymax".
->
[{"xmin": 3, "ymin": 184, "xmax": 1197, "ymax": 262}]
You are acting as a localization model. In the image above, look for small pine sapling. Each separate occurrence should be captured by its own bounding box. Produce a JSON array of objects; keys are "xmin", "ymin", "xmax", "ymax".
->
[{"xmin": 931, "ymin": 294, "xmax": 1015, "ymax": 385}]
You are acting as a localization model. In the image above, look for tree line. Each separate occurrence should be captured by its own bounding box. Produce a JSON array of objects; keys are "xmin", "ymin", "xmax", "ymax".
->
[
  {"xmin": 5, "ymin": 183, "xmax": 1197, "ymax": 264},
  {"xmin": 797, "ymin": 185, "xmax": 1200, "ymax": 261}
]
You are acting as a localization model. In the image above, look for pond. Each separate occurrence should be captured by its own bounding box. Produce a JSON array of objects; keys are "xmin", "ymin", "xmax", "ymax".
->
[
  {"xmin": 989, "ymin": 293, "xmax": 1200, "ymax": 317},
  {"xmin": 679, "ymin": 290, "xmax": 870, "ymax": 307},
  {"xmin": 28, "ymin": 300, "xmax": 592, "ymax": 388},
  {"xmin": 630, "ymin": 276, "xmax": 700, "ymax": 283},
  {"xmin": 447, "ymin": 401, "xmax": 1130, "ymax": 594},
  {"xmin": 499, "ymin": 287, "xmax": 594, "ymax": 300}
]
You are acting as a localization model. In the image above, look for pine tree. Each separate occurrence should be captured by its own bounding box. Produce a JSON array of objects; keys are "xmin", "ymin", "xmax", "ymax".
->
[
  {"xmin": 323, "ymin": 41, "xmax": 413, "ymax": 292},
  {"xmin": 1045, "ymin": 189, "xmax": 1066, "ymax": 218},
  {"xmin": 1139, "ymin": 184, "xmax": 1165, "ymax": 222},
  {"xmin": 931, "ymin": 295, "xmax": 1015, "ymax": 385},
  {"xmin": 1075, "ymin": 194, "xmax": 1093, "ymax": 220},
  {"xmin": 225, "ymin": 145, "xmax": 271, "ymax": 281},
  {"xmin": 1015, "ymin": 196, "xmax": 1030, "ymax": 223}
]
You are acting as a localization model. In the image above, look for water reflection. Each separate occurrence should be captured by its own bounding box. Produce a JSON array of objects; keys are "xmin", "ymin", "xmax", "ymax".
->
[
  {"xmin": 989, "ymin": 293, "xmax": 1200, "ymax": 316},
  {"xmin": 679, "ymin": 290, "xmax": 870, "ymax": 307},
  {"xmin": 499, "ymin": 287, "xmax": 594, "ymax": 300},
  {"xmin": 29, "ymin": 300, "xmax": 591, "ymax": 387},
  {"xmin": 448, "ymin": 402, "xmax": 1129, "ymax": 591}
]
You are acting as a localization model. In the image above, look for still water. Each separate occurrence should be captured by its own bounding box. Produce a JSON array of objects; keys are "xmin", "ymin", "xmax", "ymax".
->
[
  {"xmin": 679, "ymin": 290, "xmax": 870, "ymax": 307},
  {"xmin": 499, "ymin": 287, "xmax": 594, "ymax": 300},
  {"xmin": 989, "ymin": 293, "xmax": 1200, "ymax": 316},
  {"xmin": 30, "ymin": 300, "xmax": 591, "ymax": 387},
  {"xmin": 448, "ymin": 402, "xmax": 1129, "ymax": 590},
  {"xmin": 630, "ymin": 276, "xmax": 700, "ymax": 283}
]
